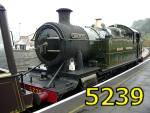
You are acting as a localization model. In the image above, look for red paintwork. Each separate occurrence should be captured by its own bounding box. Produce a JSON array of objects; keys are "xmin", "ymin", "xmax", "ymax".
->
[{"xmin": 21, "ymin": 83, "xmax": 58, "ymax": 104}]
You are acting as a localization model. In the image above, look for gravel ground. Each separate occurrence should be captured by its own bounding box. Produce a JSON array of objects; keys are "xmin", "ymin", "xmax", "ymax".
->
[{"xmin": 13, "ymin": 50, "xmax": 40, "ymax": 71}]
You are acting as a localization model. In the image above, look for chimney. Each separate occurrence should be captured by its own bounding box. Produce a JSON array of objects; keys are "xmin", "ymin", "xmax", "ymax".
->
[
  {"xmin": 56, "ymin": 8, "xmax": 72, "ymax": 24},
  {"xmin": 95, "ymin": 18, "xmax": 102, "ymax": 28}
]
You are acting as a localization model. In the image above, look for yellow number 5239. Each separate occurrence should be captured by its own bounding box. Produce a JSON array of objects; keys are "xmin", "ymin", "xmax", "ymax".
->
[{"xmin": 85, "ymin": 87, "xmax": 144, "ymax": 106}]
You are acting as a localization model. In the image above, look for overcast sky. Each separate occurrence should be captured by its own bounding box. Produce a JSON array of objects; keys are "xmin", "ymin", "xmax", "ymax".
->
[{"xmin": 1, "ymin": 0, "xmax": 150, "ymax": 40}]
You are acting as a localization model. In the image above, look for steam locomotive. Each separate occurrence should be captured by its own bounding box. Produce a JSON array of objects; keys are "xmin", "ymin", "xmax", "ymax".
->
[{"xmin": 21, "ymin": 8, "xmax": 142, "ymax": 105}]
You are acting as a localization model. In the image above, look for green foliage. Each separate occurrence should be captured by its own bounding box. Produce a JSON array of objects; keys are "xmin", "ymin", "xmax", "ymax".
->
[
  {"xmin": 143, "ymin": 33, "xmax": 150, "ymax": 40},
  {"xmin": 132, "ymin": 18, "xmax": 150, "ymax": 39}
]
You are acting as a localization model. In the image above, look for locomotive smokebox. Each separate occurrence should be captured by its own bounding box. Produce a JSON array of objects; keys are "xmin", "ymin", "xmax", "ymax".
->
[
  {"xmin": 56, "ymin": 8, "xmax": 72, "ymax": 24},
  {"xmin": 34, "ymin": 8, "xmax": 89, "ymax": 67}
]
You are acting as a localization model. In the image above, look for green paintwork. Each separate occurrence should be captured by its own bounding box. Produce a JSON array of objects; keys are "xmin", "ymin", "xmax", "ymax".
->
[
  {"xmin": 87, "ymin": 27, "xmax": 142, "ymax": 69},
  {"xmin": 87, "ymin": 25, "xmax": 142, "ymax": 69},
  {"xmin": 100, "ymin": 36, "xmax": 142, "ymax": 69}
]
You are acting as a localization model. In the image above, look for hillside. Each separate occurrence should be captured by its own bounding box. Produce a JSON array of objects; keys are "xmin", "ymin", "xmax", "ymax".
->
[
  {"xmin": 132, "ymin": 18, "xmax": 150, "ymax": 47},
  {"xmin": 132, "ymin": 18, "xmax": 150, "ymax": 39}
]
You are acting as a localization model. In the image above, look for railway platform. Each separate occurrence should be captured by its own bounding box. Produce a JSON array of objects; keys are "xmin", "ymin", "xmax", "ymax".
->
[
  {"xmin": 34, "ymin": 49, "xmax": 150, "ymax": 113},
  {"xmin": 71, "ymin": 58, "xmax": 150, "ymax": 113}
]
